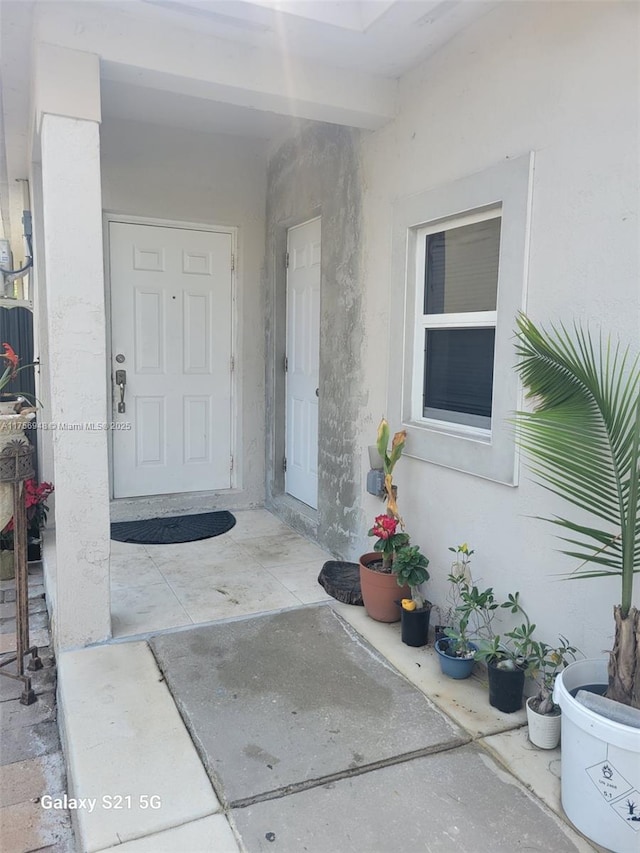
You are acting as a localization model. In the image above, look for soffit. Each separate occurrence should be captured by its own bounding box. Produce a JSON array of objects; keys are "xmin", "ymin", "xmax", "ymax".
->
[{"xmin": 0, "ymin": 0, "xmax": 498, "ymax": 249}]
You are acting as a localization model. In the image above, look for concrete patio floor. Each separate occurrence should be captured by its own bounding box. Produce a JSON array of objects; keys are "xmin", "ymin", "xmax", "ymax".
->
[
  {"xmin": 3, "ymin": 511, "xmax": 609, "ymax": 852},
  {"xmin": 57, "ymin": 601, "xmax": 606, "ymax": 852},
  {"xmin": 110, "ymin": 510, "xmax": 334, "ymax": 637},
  {"xmin": 49, "ymin": 509, "xmax": 608, "ymax": 853}
]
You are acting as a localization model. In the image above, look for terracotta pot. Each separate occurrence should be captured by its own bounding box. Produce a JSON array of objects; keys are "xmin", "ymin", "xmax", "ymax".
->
[{"xmin": 358, "ymin": 552, "xmax": 409, "ymax": 623}]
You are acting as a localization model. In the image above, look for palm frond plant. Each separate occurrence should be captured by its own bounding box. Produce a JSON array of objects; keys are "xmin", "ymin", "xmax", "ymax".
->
[{"xmin": 513, "ymin": 314, "xmax": 640, "ymax": 709}]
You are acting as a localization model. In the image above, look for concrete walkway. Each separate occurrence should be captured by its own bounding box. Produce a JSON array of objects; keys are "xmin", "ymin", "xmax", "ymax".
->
[{"xmin": 55, "ymin": 600, "xmax": 605, "ymax": 853}]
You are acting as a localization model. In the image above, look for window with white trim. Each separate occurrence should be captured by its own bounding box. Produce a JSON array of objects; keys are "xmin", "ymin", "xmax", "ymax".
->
[
  {"xmin": 415, "ymin": 208, "xmax": 501, "ymax": 432},
  {"xmin": 388, "ymin": 153, "xmax": 534, "ymax": 485}
]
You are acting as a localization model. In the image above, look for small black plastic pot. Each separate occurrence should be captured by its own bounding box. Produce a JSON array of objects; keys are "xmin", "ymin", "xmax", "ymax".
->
[
  {"xmin": 27, "ymin": 537, "xmax": 41, "ymax": 562},
  {"xmin": 399, "ymin": 601, "xmax": 432, "ymax": 647},
  {"xmin": 434, "ymin": 625, "xmax": 449, "ymax": 643},
  {"xmin": 487, "ymin": 658, "xmax": 526, "ymax": 713}
]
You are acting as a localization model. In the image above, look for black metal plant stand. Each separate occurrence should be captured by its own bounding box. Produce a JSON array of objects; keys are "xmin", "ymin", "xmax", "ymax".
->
[{"xmin": 0, "ymin": 441, "xmax": 42, "ymax": 704}]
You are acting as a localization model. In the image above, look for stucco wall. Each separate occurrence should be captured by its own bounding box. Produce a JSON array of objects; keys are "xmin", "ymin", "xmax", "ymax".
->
[
  {"xmin": 100, "ymin": 118, "xmax": 268, "ymax": 511},
  {"xmin": 266, "ymin": 2, "xmax": 638, "ymax": 658},
  {"xmin": 356, "ymin": 1, "xmax": 639, "ymax": 657},
  {"xmin": 265, "ymin": 123, "xmax": 364, "ymax": 556}
]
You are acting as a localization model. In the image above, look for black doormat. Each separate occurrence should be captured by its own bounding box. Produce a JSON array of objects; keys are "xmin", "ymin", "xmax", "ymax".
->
[
  {"xmin": 317, "ymin": 560, "xmax": 363, "ymax": 606},
  {"xmin": 110, "ymin": 511, "xmax": 236, "ymax": 545}
]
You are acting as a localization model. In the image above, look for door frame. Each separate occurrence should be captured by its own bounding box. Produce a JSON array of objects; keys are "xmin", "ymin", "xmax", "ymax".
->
[
  {"xmin": 267, "ymin": 206, "xmax": 322, "ymax": 525},
  {"xmin": 284, "ymin": 215, "xmax": 321, "ymax": 509},
  {"xmin": 103, "ymin": 212, "xmax": 238, "ymax": 501}
]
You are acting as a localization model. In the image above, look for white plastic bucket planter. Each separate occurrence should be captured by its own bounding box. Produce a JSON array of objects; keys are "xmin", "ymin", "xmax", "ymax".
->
[{"xmin": 554, "ymin": 659, "xmax": 640, "ymax": 853}]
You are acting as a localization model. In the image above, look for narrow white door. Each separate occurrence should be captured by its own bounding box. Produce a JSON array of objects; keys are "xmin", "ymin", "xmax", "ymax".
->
[
  {"xmin": 110, "ymin": 222, "xmax": 233, "ymax": 498},
  {"xmin": 285, "ymin": 217, "xmax": 320, "ymax": 508}
]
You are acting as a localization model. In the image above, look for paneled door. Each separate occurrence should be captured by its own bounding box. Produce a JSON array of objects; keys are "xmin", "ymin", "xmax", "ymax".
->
[
  {"xmin": 109, "ymin": 221, "xmax": 233, "ymax": 498},
  {"xmin": 285, "ymin": 217, "xmax": 320, "ymax": 508}
]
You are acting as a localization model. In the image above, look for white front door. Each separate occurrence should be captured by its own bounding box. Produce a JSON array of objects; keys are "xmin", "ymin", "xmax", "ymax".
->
[
  {"xmin": 285, "ymin": 217, "xmax": 320, "ymax": 509},
  {"xmin": 109, "ymin": 221, "xmax": 233, "ymax": 498}
]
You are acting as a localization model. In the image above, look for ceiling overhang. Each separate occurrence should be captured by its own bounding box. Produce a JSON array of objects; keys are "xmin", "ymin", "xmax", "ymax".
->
[{"xmin": 1, "ymin": 0, "xmax": 499, "ymax": 254}]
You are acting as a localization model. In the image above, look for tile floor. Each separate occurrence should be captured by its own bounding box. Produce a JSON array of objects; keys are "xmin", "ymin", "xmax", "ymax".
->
[{"xmin": 110, "ymin": 510, "xmax": 334, "ymax": 638}]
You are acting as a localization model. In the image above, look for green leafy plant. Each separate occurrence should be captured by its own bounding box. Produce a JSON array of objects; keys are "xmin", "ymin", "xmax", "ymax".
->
[
  {"xmin": 473, "ymin": 593, "xmax": 538, "ymax": 673},
  {"xmin": 364, "ymin": 420, "xmax": 432, "ymax": 612},
  {"xmin": 526, "ymin": 636, "xmax": 580, "ymax": 716},
  {"xmin": 366, "ymin": 419, "xmax": 411, "ymax": 571},
  {"xmin": 513, "ymin": 314, "xmax": 639, "ymax": 708},
  {"xmin": 393, "ymin": 545, "xmax": 430, "ymax": 608},
  {"xmin": 375, "ymin": 418, "xmax": 405, "ymax": 520},
  {"xmin": 443, "ymin": 544, "xmax": 500, "ymax": 658}
]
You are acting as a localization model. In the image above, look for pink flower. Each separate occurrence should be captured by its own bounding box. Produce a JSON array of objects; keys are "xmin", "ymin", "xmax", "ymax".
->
[{"xmin": 371, "ymin": 514, "xmax": 398, "ymax": 540}]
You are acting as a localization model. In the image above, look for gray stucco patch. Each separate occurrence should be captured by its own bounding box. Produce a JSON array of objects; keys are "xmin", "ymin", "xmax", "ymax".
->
[{"xmin": 264, "ymin": 122, "xmax": 364, "ymax": 557}]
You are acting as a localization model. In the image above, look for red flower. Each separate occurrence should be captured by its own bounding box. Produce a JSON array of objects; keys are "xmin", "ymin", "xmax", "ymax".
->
[
  {"xmin": 24, "ymin": 479, "xmax": 54, "ymax": 510},
  {"xmin": 371, "ymin": 514, "xmax": 398, "ymax": 540},
  {"xmin": 0, "ymin": 344, "xmax": 20, "ymax": 375},
  {"xmin": 1, "ymin": 479, "xmax": 54, "ymax": 533},
  {"xmin": 0, "ymin": 343, "xmax": 39, "ymax": 403}
]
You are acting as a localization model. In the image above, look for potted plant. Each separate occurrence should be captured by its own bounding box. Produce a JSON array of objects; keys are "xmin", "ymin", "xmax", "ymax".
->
[
  {"xmin": 432, "ymin": 604, "xmax": 453, "ymax": 644},
  {"xmin": 0, "ymin": 478, "xmax": 53, "ymax": 580},
  {"xmin": 435, "ymin": 544, "xmax": 483, "ymax": 678},
  {"xmin": 394, "ymin": 544, "xmax": 431, "ymax": 647},
  {"xmin": 359, "ymin": 419, "xmax": 410, "ymax": 622},
  {"xmin": 433, "ymin": 544, "xmax": 540, "ymax": 705},
  {"xmin": 513, "ymin": 314, "xmax": 639, "ymax": 851},
  {"xmin": 0, "ymin": 342, "xmax": 37, "ymax": 413},
  {"xmin": 473, "ymin": 593, "xmax": 543, "ymax": 714},
  {"xmin": 25, "ymin": 478, "xmax": 53, "ymax": 561},
  {"xmin": 0, "ymin": 343, "xmax": 38, "ymax": 536},
  {"xmin": 525, "ymin": 636, "xmax": 579, "ymax": 749}
]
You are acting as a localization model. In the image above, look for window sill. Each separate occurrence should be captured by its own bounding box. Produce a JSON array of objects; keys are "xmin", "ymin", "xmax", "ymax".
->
[{"xmin": 409, "ymin": 416, "xmax": 492, "ymax": 444}]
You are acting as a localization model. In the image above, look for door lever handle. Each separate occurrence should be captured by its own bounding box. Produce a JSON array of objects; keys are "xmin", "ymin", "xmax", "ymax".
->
[{"xmin": 115, "ymin": 369, "xmax": 126, "ymax": 414}]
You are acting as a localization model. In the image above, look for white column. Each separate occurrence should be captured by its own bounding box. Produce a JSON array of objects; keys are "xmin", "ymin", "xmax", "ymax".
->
[{"xmin": 36, "ymin": 46, "xmax": 110, "ymax": 649}]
